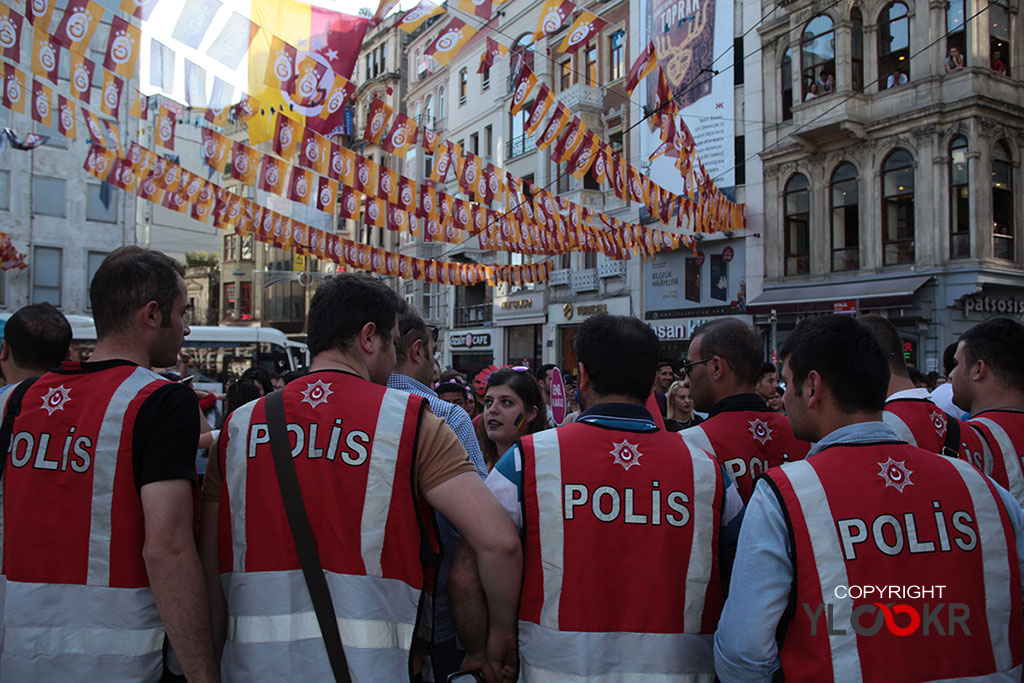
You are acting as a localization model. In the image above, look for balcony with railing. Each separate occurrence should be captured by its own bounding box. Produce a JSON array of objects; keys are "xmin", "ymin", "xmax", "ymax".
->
[
  {"xmin": 506, "ymin": 135, "xmax": 532, "ymax": 160},
  {"xmin": 454, "ymin": 303, "xmax": 493, "ymax": 328}
]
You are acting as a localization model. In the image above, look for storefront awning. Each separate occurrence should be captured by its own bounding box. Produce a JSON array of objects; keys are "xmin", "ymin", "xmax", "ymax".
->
[{"xmin": 747, "ymin": 275, "xmax": 933, "ymax": 314}]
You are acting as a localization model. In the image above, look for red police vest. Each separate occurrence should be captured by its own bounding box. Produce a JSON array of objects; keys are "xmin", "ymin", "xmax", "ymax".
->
[
  {"xmin": 764, "ymin": 442, "xmax": 1023, "ymax": 683},
  {"xmin": 968, "ymin": 410, "xmax": 1024, "ymax": 507},
  {"xmin": 884, "ymin": 397, "xmax": 987, "ymax": 465},
  {"xmin": 681, "ymin": 409, "xmax": 809, "ymax": 502},
  {"xmin": 1, "ymin": 362, "xmax": 174, "ymax": 681},
  {"xmin": 217, "ymin": 370, "xmax": 437, "ymax": 681},
  {"xmin": 518, "ymin": 422, "xmax": 724, "ymax": 680}
]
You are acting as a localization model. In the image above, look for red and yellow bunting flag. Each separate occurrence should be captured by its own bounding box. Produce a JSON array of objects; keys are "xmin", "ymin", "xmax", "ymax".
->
[
  {"xmin": 201, "ymin": 128, "xmax": 231, "ymax": 172},
  {"xmin": 509, "ymin": 66, "xmax": 537, "ymax": 115},
  {"xmin": 627, "ymin": 41, "xmax": 658, "ymax": 96},
  {"xmin": 558, "ymin": 11, "xmax": 607, "ymax": 54},
  {"xmin": 300, "ymin": 127, "xmax": 330, "ymax": 176},
  {"xmin": 31, "ymin": 31, "xmax": 61, "ymax": 86},
  {"xmin": 551, "ymin": 117, "xmax": 587, "ymax": 163},
  {"xmin": 316, "ymin": 177, "xmax": 338, "ymax": 214},
  {"xmin": 99, "ymin": 70, "xmax": 123, "ymax": 117},
  {"xmin": 258, "ymin": 155, "xmax": 287, "ymax": 195},
  {"xmin": 155, "ymin": 105, "xmax": 176, "ymax": 150},
  {"xmin": 524, "ymin": 84, "xmax": 554, "ymax": 135},
  {"xmin": 129, "ymin": 89, "xmax": 149, "ymax": 120},
  {"xmin": 568, "ymin": 130, "xmax": 599, "ymax": 179},
  {"xmin": 533, "ymin": 0, "xmax": 576, "ymax": 41},
  {"xmin": 536, "ymin": 101, "xmax": 570, "ymax": 150},
  {"xmin": 381, "ymin": 113, "xmax": 417, "ymax": 157},
  {"xmin": 457, "ymin": 0, "xmax": 492, "ymax": 20},
  {"xmin": 2, "ymin": 63, "xmax": 26, "ymax": 115},
  {"xmin": 399, "ymin": 1, "xmax": 445, "ymax": 33},
  {"xmin": 57, "ymin": 95, "xmax": 77, "ymax": 140},
  {"xmin": 230, "ymin": 141, "xmax": 259, "ymax": 184},
  {"xmin": 0, "ymin": 8, "xmax": 23, "ymax": 62},
  {"xmin": 103, "ymin": 16, "xmax": 140, "ymax": 79},
  {"xmin": 425, "ymin": 19, "xmax": 476, "ymax": 67},
  {"xmin": 83, "ymin": 144, "xmax": 116, "ymax": 181},
  {"xmin": 363, "ymin": 97, "xmax": 393, "ymax": 144},
  {"xmin": 478, "ymin": 37, "xmax": 507, "ymax": 74},
  {"xmin": 273, "ymin": 114, "xmax": 301, "ymax": 161},
  {"xmin": 318, "ymin": 74, "xmax": 355, "ymax": 130},
  {"xmin": 119, "ymin": 0, "xmax": 160, "ymax": 21},
  {"xmin": 263, "ymin": 37, "xmax": 297, "ymax": 92},
  {"xmin": 288, "ymin": 167, "xmax": 314, "ymax": 205},
  {"xmin": 69, "ymin": 52, "xmax": 95, "ymax": 104},
  {"xmin": 31, "ymin": 79, "xmax": 53, "ymax": 128},
  {"xmin": 53, "ymin": 1, "xmax": 104, "ymax": 55},
  {"xmin": 27, "ymin": 0, "xmax": 58, "ymax": 28}
]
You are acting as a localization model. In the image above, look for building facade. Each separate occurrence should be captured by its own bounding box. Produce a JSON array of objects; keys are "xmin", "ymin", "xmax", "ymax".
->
[{"xmin": 751, "ymin": 0, "xmax": 1024, "ymax": 370}]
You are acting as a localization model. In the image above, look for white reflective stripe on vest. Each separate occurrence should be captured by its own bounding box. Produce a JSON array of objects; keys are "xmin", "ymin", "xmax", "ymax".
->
[
  {"xmin": 89, "ymin": 367, "xmax": 166, "ymax": 586},
  {"xmin": 972, "ymin": 418, "xmax": 1024, "ymax": 506},
  {"xmin": 882, "ymin": 411, "xmax": 917, "ymax": 446},
  {"xmin": 942, "ymin": 455, "xmax": 1017, "ymax": 671},
  {"xmin": 4, "ymin": 623, "xmax": 164, "ymax": 656},
  {"xmin": 227, "ymin": 611, "xmax": 414, "ymax": 650},
  {"xmin": 679, "ymin": 426, "xmax": 716, "ymax": 459},
  {"xmin": 531, "ymin": 429, "xmax": 565, "ymax": 630},
  {"xmin": 225, "ymin": 400, "xmax": 258, "ymax": 572},
  {"xmin": 361, "ymin": 388, "xmax": 411, "ymax": 577},
  {"xmin": 519, "ymin": 621, "xmax": 714, "ymax": 681},
  {"xmin": 683, "ymin": 452, "xmax": 717, "ymax": 632},
  {"xmin": 919, "ymin": 664, "xmax": 1023, "ymax": 683},
  {"xmin": 782, "ymin": 460, "xmax": 863, "ymax": 683}
]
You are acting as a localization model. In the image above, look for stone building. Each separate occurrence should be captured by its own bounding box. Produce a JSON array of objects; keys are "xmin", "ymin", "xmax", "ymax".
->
[{"xmin": 750, "ymin": 0, "xmax": 1024, "ymax": 370}]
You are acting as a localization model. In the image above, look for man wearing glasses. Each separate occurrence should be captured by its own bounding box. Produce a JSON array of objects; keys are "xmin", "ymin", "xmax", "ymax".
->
[
  {"xmin": 387, "ymin": 309, "xmax": 489, "ymax": 682},
  {"xmin": 680, "ymin": 318, "xmax": 809, "ymax": 502}
]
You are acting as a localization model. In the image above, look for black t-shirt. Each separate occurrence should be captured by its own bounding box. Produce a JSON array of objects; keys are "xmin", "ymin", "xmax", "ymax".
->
[{"xmin": 49, "ymin": 359, "xmax": 199, "ymax": 492}]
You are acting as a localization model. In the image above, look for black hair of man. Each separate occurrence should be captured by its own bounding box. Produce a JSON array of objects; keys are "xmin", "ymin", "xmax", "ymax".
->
[
  {"xmin": 436, "ymin": 381, "xmax": 469, "ymax": 401},
  {"xmin": 395, "ymin": 309, "xmax": 430, "ymax": 362},
  {"xmin": 241, "ymin": 366, "xmax": 273, "ymax": 395},
  {"xmin": 306, "ymin": 273, "xmax": 407, "ymax": 356},
  {"xmin": 959, "ymin": 316, "xmax": 1024, "ymax": 393},
  {"xmin": 690, "ymin": 318, "xmax": 763, "ymax": 386},
  {"xmin": 779, "ymin": 315, "xmax": 889, "ymax": 413},
  {"xmin": 536, "ymin": 363, "xmax": 557, "ymax": 382},
  {"xmin": 942, "ymin": 341, "xmax": 959, "ymax": 376},
  {"xmin": 90, "ymin": 246, "xmax": 185, "ymax": 338},
  {"xmin": 758, "ymin": 362, "xmax": 777, "ymax": 379},
  {"xmin": 858, "ymin": 314, "xmax": 908, "ymax": 378},
  {"xmin": 575, "ymin": 314, "xmax": 659, "ymax": 403},
  {"xmin": 658, "ymin": 360, "xmax": 673, "ymax": 371},
  {"xmin": 218, "ymin": 379, "xmax": 263, "ymax": 429},
  {"xmin": 3, "ymin": 303, "xmax": 72, "ymax": 372},
  {"xmin": 281, "ymin": 368, "xmax": 309, "ymax": 385}
]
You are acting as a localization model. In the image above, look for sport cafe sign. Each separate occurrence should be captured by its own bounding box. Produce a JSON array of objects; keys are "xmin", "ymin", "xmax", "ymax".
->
[{"xmin": 450, "ymin": 332, "xmax": 492, "ymax": 349}]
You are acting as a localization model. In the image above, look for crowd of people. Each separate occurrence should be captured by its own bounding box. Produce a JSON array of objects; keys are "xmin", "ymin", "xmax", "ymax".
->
[{"xmin": 0, "ymin": 246, "xmax": 1022, "ymax": 682}]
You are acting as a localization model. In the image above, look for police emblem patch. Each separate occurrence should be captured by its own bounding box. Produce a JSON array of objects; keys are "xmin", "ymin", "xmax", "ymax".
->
[
  {"xmin": 610, "ymin": 439, "xmax": 642, "ymax": 470},
  {"xmin": 300, "ymin": 379, "xmax": 333, "ymax": 409},
  {"xmin": 878, "ymin": 457, "xmax": 914, "ymax": 493},
  {"xmin": 40, "ymin": 385, "xmax": 71, "ymax": 416},
  {"xmin": 748, "ymin": 418, "xmax": 773, "ymax": 445}
]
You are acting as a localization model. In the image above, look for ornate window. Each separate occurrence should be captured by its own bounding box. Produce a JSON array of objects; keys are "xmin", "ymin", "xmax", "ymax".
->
[
  {"xmin": 879, "ymin": 3, "xmax": 910, "ymax": 90},
  {"xmin": 882, "ymin": 149, "xmax": 915, "ymax": 265},
  {"xmin": 781, "ymin": 48, "xmax": 793, "ymax": 120},
  {"xmin": 989, "ymin": 1, "xmax": 1011, "ymax": 76},
  {"xmin": 946, "ymin": 0, "xmax": 966, "ymax": 71},
  {"xmin": 830, "ymin": 163, "xmax": 859, "ymax": 271},
  {"xmin": 851, "ymin": 9, "xmax": 864, "ymax": 90},
  {"xmin": 784, "ymin": 174, "xmax": 810, "ymax": 275},
  {"xmin": 993, "ymin": 140, "xmax": 1014, "ymax": 259},
  {"xmin": 949, "ymin": 137, "xmax": 970, "ymax": 258},
  {"xmin": 801, "ymin": 16, "xmax": 835, "ymax": 100},
  {"xmin": 609, "ymin": 30, "xmax": 625, "ymax": 80}
]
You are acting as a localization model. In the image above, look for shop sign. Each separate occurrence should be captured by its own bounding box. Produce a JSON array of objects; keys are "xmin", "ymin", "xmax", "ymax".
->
[
  {"xmin": 450, "ymin": 332, "xmax": 492, "ymax": 349},
  {"xmin": 962, "ymin": 295, "xmax": 1024, "ymax": 316},
  {"xmin": 550, "ymin": 368, "xmax": 567, "ymax": 426},
  {"xmin": 649, "ymin": 319, "xmax": 711, "ymax": 341},
  {"xmin": 833, "ymin": 300, "xmax": 857, "ymax": 314},
  {"xmin": 494, "ymin": 291, "xmax": 545, "ymax": 320},
  {"xmin": 563, "ymin": 302, "xmax": 608, "ymax": 321}
]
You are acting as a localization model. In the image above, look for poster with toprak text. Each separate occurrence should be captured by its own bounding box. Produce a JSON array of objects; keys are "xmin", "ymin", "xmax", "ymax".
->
[{"xmin": 645, "ymin": 0, "xmax": 734, "ymax": 192}]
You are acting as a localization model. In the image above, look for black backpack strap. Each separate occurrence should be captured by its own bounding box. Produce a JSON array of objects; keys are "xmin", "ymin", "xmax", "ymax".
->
[
  {"xmin": 264, "ymin": 389, "xmax": 352, "ymax": 683},
  {"xmin": 942, "ymin": 413, "xmax": 962, "ymax": 459},
  {"xmin": 0, "ymin": 378, "xmax": 39, "ymax": 479}
]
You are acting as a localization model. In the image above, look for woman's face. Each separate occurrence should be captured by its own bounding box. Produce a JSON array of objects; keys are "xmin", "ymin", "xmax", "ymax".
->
[
  {"xmin": 672, "ymin": 385, "xmax": 693, "ymax": 415},
  {"xmin": 484, "ymin": 384, "xmax": 536, "ymax": 448}
]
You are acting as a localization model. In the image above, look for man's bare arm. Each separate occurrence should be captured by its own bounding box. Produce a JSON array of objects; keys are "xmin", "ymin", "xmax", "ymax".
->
[
  {"xmin": 141, "ymin": 479, "xmax": 219, "ymax": 683},
  {"xmin": 449, "ymin": 542, "xmax": 489, "ymax": 662},
  {"xmin": 425, "ymin": 472, "xmax": 521, "ymax": 681},
  {"xmin": 197, "ymin": 500, "xmax": 227, "ymax": 660}
]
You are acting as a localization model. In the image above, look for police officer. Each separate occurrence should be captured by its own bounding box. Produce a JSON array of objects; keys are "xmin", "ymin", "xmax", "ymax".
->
[
  {"xmin": 951, "ymin": 316, "xmax": 1024, "ymax": 506},
  {"xmin": 715, "ymin": 315, "xmax": 1024, "ymax": 682},
  {"xmin": 681, "ymin": 318, "xmax": 809, "ymax": 502},
  {"xmin": 0, "ymin": 302, "xmax": 72, "ymax": 389},
  {"xmin": 198, "ymin": 273, "xmax": 521, "ymax": 681},
  {"xmin": 0, "ymin": 247, "xmax": 217, "ymax": 681},
  {"xmin": 860, "ymin": 314, "xmax": 985, "ymax": 462},
  {"xmin": 452, "ymin": 314, "xmax": 744, "ymax": 681}
]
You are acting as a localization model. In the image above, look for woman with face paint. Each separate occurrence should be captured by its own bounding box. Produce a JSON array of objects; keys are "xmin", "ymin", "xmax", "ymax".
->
[{"xmin": 475, "ymin": 367, "xmax": 548, "ymax": 470}]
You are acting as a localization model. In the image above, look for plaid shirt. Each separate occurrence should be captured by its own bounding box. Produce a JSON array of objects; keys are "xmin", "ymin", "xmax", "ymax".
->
[{"xmin": 387, "ymin": 373, "xmax": 487, "ymax": 643}]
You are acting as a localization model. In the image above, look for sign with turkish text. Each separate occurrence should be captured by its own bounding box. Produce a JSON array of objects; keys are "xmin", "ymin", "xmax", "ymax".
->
[{"xmin": 550, "ymin": 367, "xmax": 567, "ymax": 426}]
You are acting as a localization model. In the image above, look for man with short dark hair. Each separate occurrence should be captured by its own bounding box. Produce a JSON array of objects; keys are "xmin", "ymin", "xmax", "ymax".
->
[
  {"xmin": 453, "ymin": 314, "xmax": 743, "ymax": 680},
  {"xmin": 536, "ymin": 363, "xmax": 557, "ymax": 426},
  {"xmin": 753, "ymin": 362, "xmax": 777, "ymax": 406},
  {"xmin": 716, "ymin": 314, "xmax": 1024, "ymax": 682},
  {"xmin": 0, "ymin": 246, "xmax": 217, "ymax": 681},
  {"xmin": 681, "ymin": 318, "xmax": 809, "ymax": 502},
  {"xmin": 860, "ymin": 314, "xmax": 985, "ymax": 463},
  {"xmin": 652, "ymin": 360, "xmax": 674, "ymax": 416},
  {"xmin": 387, "ymin": 309, "xmax": 488, "ymax": 682},
  {"xmin": 931, "ymin": 341, "xmax": 967, "ymax": 418},
  {"xmin": 200, "ymin": 273, "xmax": 521, "ymax": 681},
  {"xmin": 0, "ymin": 302, "xmax": 72, "ymax": 387},
  {"xmin": 952, "ymin": 316, "xmax": 1024, "ymax": 506}
]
